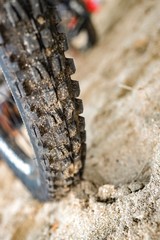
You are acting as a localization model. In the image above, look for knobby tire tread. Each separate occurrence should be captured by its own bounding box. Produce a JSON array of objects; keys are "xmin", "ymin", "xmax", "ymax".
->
[{"xmin": 0, "ymin": 0, "xmax": 86, "ymax": 200}]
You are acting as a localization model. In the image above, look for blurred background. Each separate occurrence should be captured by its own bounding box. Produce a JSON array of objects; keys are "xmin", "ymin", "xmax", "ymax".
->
[{"xmin": 1, "ymin": 0, "xmax": 160, "ymax": 239}]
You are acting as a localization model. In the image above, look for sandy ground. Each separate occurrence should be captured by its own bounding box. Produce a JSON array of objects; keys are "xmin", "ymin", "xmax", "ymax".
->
[{"xmin": 0, "ymin": 0, "xmax": 160, "ymax": 239}]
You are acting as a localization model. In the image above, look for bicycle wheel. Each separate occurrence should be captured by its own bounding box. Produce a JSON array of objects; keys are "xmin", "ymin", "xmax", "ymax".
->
[
  {"xmin": 57, "ymin": 0, "xmax": 97, "ymax": 51},
  {"xmin": 83, "ymin": 17, "xmax": 97, "ymax": 48},
  {"xmin": 0, "ymin": 0, "xmax": 86, "ymax": 201}
]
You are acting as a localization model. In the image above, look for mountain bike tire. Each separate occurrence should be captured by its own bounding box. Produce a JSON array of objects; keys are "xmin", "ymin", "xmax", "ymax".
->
[
  {"xmin": 0, "ymin": 0, "xmax": 86, "ymax": 201},
  {"xmin": 83, "ymin": 18, "xmax": 97, "ymax": 48},
  {"xmin": 67, "ymin": 0, "xmax": 97, "ymax": 50},
  {"xmin": 77, "ymin": 0, "xmax": 97, "ymax": 48}
]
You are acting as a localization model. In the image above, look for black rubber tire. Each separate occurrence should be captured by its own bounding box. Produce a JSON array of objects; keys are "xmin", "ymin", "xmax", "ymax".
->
[
  {"xmin": 59, "ymin": 0, "xmax": 97, "ymax": 50},
  {"xmin": 82, "ymin": 17, "xmax": 97, "ymax": 49},
  {"xmin": 70, "ymin": 17, "xmax": 97, "ymax": 50},
  {"xmin": 0, "ymin": 0, "xmax": 86, "ymax": 201}
]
